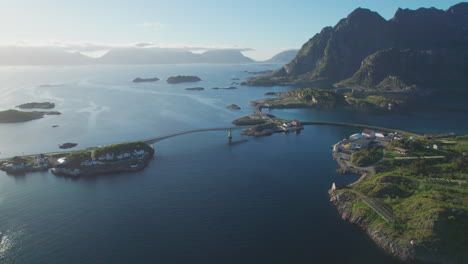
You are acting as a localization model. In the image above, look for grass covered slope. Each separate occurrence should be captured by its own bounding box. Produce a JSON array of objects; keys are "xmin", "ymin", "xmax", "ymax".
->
[
  {"xmin": 332, "ymin": 136, "xmax": 468, "ymax": 262},
  {"xmin": 351, "ymin": 146, "xmax": 383, "ymax": 167},
  {"xmin": 250, "ymin": 88, "xmax": 344, "ymax": 109}
]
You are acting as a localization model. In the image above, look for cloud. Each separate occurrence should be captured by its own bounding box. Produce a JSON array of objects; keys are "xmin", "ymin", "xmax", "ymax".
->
[
  {"xmin": 137, "ymin": 22, "xmax": 165, "ymax": 30},
  {"xmin": 0, "ymin": 40, "xmax": 254, "ymax": 58}
]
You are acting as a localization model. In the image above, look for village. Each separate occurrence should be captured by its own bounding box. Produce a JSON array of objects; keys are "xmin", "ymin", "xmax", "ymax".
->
[
  {"xmin": 0, "ymin": 142, "xmax": 154, "ymax": 177},
  {"xmin": 332, "ymin": 128, "xmax": 453, "ymax": 177}
]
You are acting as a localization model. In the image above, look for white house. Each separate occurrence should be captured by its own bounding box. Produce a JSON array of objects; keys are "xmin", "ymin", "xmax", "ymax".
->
[
  {"xmin": 105, "ymin": 153, "xmax": 115, "ymax": 160},
  {"xmin": 81, "ymin": 160, "xmax": 97, "ymax": 166},
  {"xmin": 35, "ymin": 155, "xmax": 49, "ymax": 167},
  {"xmin": 132, "ymin": 150, "xmax": 146, "ymax": 157},
  {"xmin": 350, "ymin": 138, "xmax": 371, "ymax": 150},
  {"xmin": 375, "ymin": 133, "xmax": 391, "ymax": 142}
]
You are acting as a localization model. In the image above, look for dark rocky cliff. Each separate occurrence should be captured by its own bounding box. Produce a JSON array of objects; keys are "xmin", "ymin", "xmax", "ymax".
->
[
  {"xmin": 249, "ymin": 3, "xmax": 468, "ymax": 91},
  {"xmin": 336, "ymin": 48, "xmax": 468, "ymax": 91}
]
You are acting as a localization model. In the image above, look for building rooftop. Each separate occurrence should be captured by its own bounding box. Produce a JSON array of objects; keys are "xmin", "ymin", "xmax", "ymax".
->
[
  {"xmin": 352, "ymin": 138, "xmax": 371, "ymax": 144},
  {"xmin": 362, "ymin": 129, "xmax": 375, "ymax": 135}
]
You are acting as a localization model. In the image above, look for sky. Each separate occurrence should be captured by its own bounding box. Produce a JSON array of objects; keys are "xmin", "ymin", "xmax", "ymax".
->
[{"xmin": 0, "ymin": 0, "xmax": 460, "ymax": 60}]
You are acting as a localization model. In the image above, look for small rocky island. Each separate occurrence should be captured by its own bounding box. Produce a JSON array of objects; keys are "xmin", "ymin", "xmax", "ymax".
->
[
  {"xmin": 227, "ymin": 104, "xmax": 241, "ymax": 110},
  {"xmin": 166, "ymin": 75, "xmax": 201, "ymax": 84},
  {"xmin": 133, "ymin": 77, "xmax": 160, "ymax": 83},
  {"xmin": 59, "ymin": 143, "xmax": 78, "ymax": 149},
  {"xmin": 212, "ymin": 87, "xmax": 237, "ymax": 90},
  {"xmin": 185, "ymin": 87, "xmax": 205, "ymax": 91},
  {"xmin": 0, "ymin": 109, "xmax": 61, "ymax": 123},
  {"xmin": 52, "ymin": 142, "xmax": 154, "ymax": 177},
  {"xmin": 16, "ymin": 102, "xmax": 55, "ymax": 109}
]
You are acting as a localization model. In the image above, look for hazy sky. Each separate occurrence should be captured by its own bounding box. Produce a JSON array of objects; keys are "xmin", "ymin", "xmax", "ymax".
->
[{"xmin": 0, "ymin": 0, "xmax": 459, "ymax": 60}]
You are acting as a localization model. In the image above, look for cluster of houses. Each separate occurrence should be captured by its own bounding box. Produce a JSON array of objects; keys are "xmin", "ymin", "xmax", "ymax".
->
[
  {"xmin": 279, "ymin": 120, "xmax": 302, "ymax": 132},
  {"xmin": 333, "ymin": 129, "xmax": 408, "ymax": 152},
  {"xmin": 78, "ymin": 149, "xmax": 150, "ymax": 167},
  {"xmin": 1, "ymin": 154, "xmax": 50, "ymax": 173}
]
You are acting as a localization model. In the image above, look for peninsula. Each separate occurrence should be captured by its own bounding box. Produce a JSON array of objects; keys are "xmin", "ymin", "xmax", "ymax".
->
[{"xmin": 329, "ymin": 130, "xmax": 468, "ymax": 263}]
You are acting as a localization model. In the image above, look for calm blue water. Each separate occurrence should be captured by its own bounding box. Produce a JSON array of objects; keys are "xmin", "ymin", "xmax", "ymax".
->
[{"xmin": 0, "ymin": 64, "xmax": 466, "ymax": 264}]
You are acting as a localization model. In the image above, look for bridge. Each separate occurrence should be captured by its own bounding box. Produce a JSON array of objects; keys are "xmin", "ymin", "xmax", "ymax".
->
[
  {"xmin": 301, "ymin": 121, "xmax": 422, "ymax": 136},
  {"xmin": 143, "ymin": 126, "xmax": 251, "ymax": 145},
  {"xmin": 255, "ymin": 103, "xmax": 422, "ymax": 136}
]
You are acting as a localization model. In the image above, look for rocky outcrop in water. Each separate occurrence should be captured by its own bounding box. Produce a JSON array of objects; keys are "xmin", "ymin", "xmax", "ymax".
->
[
  {"xmin": 227, "ymin": 104, "xmax": 241, "ymax": 110},
  {"xmin": 167, "ymin": 75, "xmax": 201, "ymax": 83},
  {"xmin": 16, "ymin": 102, "xmax": 55, "ymax": 109},
  {"xmin": 212, "ymin": 86, "xmax": 238, "ymax": 90},
  {"xmin": 185, "ymin": 87, "xmax": 205, "ymax": 91},
  {"xmin": 59, "ymin": 143, "xmax": 78, "ymax": 149},
  {"xmin": 133, "ymin": 77, "xmax": 159, "ymax": 83}
]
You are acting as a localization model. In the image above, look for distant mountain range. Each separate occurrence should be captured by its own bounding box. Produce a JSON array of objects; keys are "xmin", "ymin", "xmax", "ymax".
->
[
  {"xmin": 0, "ymin": 47, "xmax": 91, "ymax": 65},
  {"xmin": 249, "ymin": 2, "xmax": 468, "ymax": 92},
  {"xmin": 0, "ymin": 47, "xmax": 258, "ymax": 65},
  {"xmin": 261, "ymin": 49, "xmax": 299, "ymax": 64},
  {"xmin": 95, "ymin": 48, "xmax": 255, "ymax": 64},
  {"xmin": 0, "ymin": 45, "xmax": 304, "ymax": 65}
]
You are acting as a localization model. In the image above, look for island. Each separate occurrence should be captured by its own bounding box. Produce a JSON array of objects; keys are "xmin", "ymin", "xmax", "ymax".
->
[
  {"xmin": 52, "ymin": 141, "xmax": 154, "ymax": 177},
  {"xmin": 185, "ymin": 87, "xmax": 205, "ymax": 91},
  {"xmin": 0, "ymin": 109, "xmax": 61, "ymax": 123},
  {"xmin": 250, "ymin": 88, "xmax": 405, "ymax": 111},
  {"xmin": 212, "ymin": 87, "xmax": 237, "ymax": 90},
  {"xmin": 16, "ymin": 102, "xmax": 55, "ymax": 109},
  {"xmin": 133, "ymin": 77, "xmax": 160, "ymax": 83},
  {"xmin": 166, "ymin": 75, "xmax": 201, "ymax": 84},
  {"xmin": 329, "ymin": 130, "xmax": 468, "ymax": 263},
  {"xmin": 59, "ymin": 143, "xmax": 78, "ymax": 149},
  {"xmin": 227, "ymin": 104, "xmax": 241, "ymax": 110}
]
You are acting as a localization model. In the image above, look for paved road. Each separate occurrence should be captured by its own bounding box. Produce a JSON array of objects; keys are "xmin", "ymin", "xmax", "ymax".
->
[
  {"xmin": 394, "ymin": 156, "xmax": 445, "ymax": 160},
  {"xmin": 0, "ymin": 126, "xmax": 252, "ymax": 161}
]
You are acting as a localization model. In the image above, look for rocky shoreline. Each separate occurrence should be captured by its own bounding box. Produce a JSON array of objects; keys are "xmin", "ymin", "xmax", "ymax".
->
[
  {"xmin": 328, "ymin": 190, "xmax": 415, "ymax": 262},
  {"xmin": 327, "ymin": 133, "xmax": 467, "ymax": 263}
]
